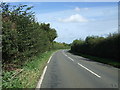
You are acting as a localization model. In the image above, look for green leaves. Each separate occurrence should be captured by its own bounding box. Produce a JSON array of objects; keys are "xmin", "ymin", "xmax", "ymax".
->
[
  {"xmin": 26, "ymin": 6, "xmax": 34, "ymax": 11},
  {"xmin": 2, "ymin": 3, "xmax": 57, "ymax": 64},
  {"xmin": 71, "ymin": 33, "xmax": 120, "ymax": 60}
]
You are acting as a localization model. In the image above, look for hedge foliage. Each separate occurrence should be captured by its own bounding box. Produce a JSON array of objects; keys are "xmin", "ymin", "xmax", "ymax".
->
[
  {"xmin": 1, "ymin": 3, "xmax": 58, "ymax": 64},
  {"xmin": 71, "ymin": 33, "xmax": 120, "ymax": 61}
]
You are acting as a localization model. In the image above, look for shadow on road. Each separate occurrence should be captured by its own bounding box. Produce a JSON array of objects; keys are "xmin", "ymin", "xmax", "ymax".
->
[
  {"xmin": 67, "ymin": 50, "xmax": 119, "ymax": 68},
  {"xmin": 67, "ymin": 50, "xmax": 95, "ymax": 62}
]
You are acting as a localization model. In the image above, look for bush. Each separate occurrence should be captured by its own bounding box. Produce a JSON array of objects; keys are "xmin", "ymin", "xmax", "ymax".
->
[
  {"xmin": 71, "ymin": 33, "xmax": 120, "ymax": 60},
  {"xmin": 1, "ymin": 3, "xmax": 57, "ymax": 64}
]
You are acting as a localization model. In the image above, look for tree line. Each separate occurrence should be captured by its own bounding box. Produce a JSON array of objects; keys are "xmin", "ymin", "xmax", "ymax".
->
[
  {"xmin": 71, "ymin": 33, "xmax": 120, "ymax": 61},
  {"xmin": 1, "ymin": 3, "xmax": 69, "ymax": 66}
]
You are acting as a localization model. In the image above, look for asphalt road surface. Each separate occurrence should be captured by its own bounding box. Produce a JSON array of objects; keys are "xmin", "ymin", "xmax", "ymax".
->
[{"xmin": 40, "ymin": 50, "xmax": 119, "ymax": 88}]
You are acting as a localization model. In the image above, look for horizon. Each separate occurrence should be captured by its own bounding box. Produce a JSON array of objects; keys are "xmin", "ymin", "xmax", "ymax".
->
[{"xmin": 6, "ymin": 2, "xmax": 118, "ymax": 44}]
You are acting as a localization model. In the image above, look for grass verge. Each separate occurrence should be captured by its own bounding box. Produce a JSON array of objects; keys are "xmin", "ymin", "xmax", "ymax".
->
[
  {"xmin": 69, "ymin": 51, "xmax": 120, "ymax": 68},
  {"xmin": 2, "ymin": 50, "xmax": 57, "ymax": 88}
]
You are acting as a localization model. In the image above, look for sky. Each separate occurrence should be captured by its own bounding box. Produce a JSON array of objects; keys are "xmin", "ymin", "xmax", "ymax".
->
[
  {"xmin": 2, "ymin": 0, "xmax": 120, "ymax": 2},
  {"xmin": 4, "ymin": 2, "xmax": 118, "ymax": 44}
]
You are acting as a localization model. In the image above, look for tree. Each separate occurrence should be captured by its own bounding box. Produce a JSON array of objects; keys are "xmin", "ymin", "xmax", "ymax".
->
[{"xmin": 1, "ymin": 3, "xmax": 58, "ymax": 64}]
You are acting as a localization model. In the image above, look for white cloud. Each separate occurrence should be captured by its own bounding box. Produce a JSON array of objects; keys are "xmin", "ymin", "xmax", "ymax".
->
[
  {"xmin": 35, "ymin": 5, "xmax": 117, "ymax": 43},
  {"xmin": 58, "ymin": 14, "xmax": 88, "ymax": 23},
  {"xmin": 74, "ymin": 7, "xmax": 80, "ymax": 12},
  {"xmin": 84, "ymin": 8, "xmax": 89, "ymax": 10}
]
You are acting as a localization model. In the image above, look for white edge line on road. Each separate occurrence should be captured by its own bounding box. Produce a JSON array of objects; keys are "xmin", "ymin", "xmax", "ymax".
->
[
  {"xmin": 36, "ymin": 66, "xmax": 47, "ymax": 89},
  {"xmin": 47, "ymin": 55, "xmax": 53, "ymax": 64},
  {"xmin": 77, "ymin": 63, "xmax": 101, "ymax": 78},
  {"xmin": 36, "ymin": 51, "xmax": 56, "ymax": 89}
]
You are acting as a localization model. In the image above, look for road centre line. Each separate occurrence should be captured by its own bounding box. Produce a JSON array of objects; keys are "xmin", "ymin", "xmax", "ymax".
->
[
  {"xmin": 63, "ymin": 51, "xmax": 101, "ymax": 78},
  {"xmin": 77, "ymin": 63, "xmax": 101, "ymax": 78},
  {"xmin": 67, "ymin": 57, "xmax": 74, "ymax": 62},
  {"xmin": 62, "ymin": 51, "xmax": 74, "ymax": 62}
]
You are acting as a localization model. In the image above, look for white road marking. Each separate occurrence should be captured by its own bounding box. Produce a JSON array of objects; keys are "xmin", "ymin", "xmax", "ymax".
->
[
  {"xmin": 65, "ymin": 54, "xmax": 67, "ymax": 56},
  {"xmin": 67, "ymin": 57, "xmax": 74, "ymax": 62},
  {"xmin": 62, "ymin": 51, "xmax": 101, "ymax": 78},
  {"xmin": 62, "ymin": 51, "xmax": 74, "ymax": 62},
  {"xmin": 36, "ymin": 66, "xmax": 47, "ymax": 89},
  {"xmin": 78, "ymin": 63, "xmax": 101, "ymax": 78},
  {"xmin": 36, "ymin": 51, "xmax": 56, "ymax": 89},
  {"xmin": 47, "ymin": 55, "xmax": 53, "ymax": 64}
]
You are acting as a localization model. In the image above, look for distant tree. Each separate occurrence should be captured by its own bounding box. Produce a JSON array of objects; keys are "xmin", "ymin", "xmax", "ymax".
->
[{"xmin": 71, "ymin": 33, "xmax": 120, "ymax": 60}]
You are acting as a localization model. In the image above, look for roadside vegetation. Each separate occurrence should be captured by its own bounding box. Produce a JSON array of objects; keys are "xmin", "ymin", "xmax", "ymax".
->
[
  {"xmin": 70, "ymin": 33, "xmax": 120, "ymax": 68},
  {"xmin": 2, "ymin": 50, "xmax": 57, "ymax": 88},
  {"xmin": 2, "ymin": 2, "xmax": 119, "ymax": 88},
  {"xmin": 1, "ymin": 3, "xmax": 70, "ymax": 88}
]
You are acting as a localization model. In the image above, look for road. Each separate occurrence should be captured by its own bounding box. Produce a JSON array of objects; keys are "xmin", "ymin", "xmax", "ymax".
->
[{"xmin": 40, "ymin": 50, "xmax": 119, "ymax": 88}]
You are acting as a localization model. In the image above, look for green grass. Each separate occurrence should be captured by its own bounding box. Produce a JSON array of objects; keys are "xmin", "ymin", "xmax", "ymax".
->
[
  {"xmin": 2, "ymin": 50, "xmax": 57, "ymax": 88},
  {"xmin": 69, "ymin": 51, "xmax": 120, "ymax": 68}
]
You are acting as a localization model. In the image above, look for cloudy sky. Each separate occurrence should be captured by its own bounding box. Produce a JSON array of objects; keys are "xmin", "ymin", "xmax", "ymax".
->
[
  {"xmin": 2, "ymin": 0, "xmax": 120, "ymax": 2},
  {"xmin": 7, "ymin": 2, "xmax": 118, "ymax": 43}
]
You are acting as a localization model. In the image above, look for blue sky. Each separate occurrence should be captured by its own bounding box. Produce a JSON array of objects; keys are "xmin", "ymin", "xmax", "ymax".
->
[{"xmin": 9, "ymin": 2, "xmax": 118, "ymax": 43}]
